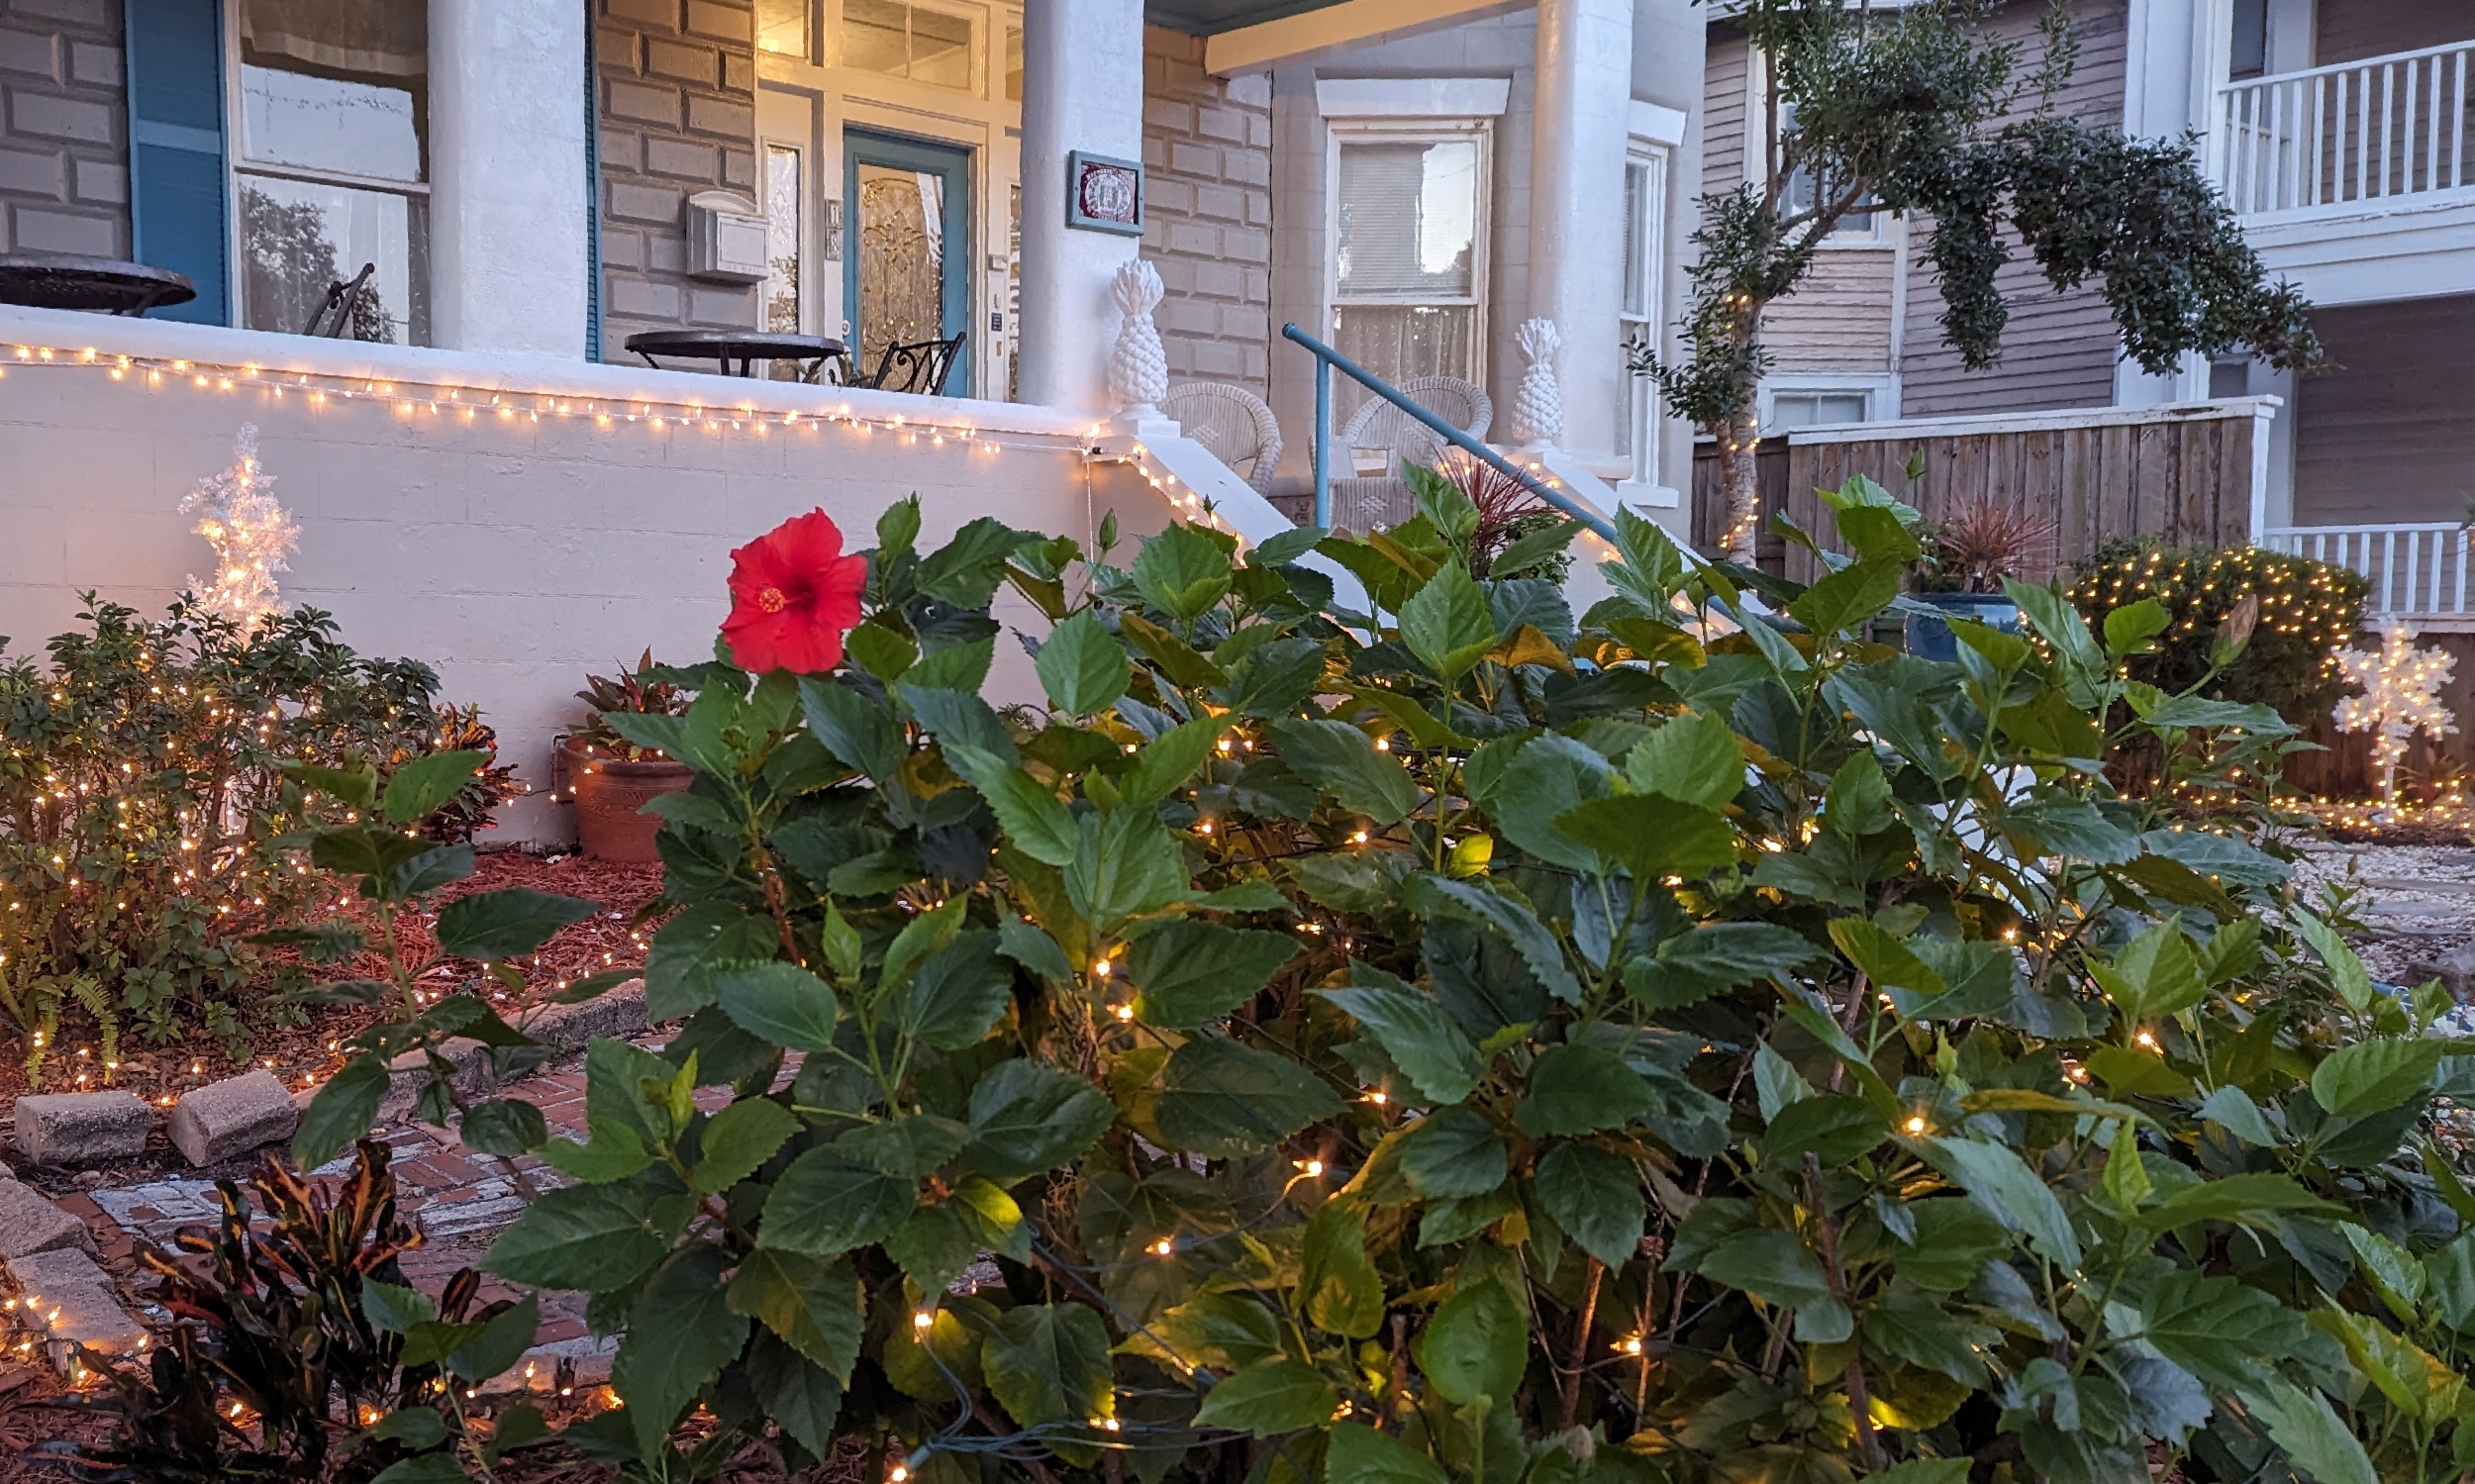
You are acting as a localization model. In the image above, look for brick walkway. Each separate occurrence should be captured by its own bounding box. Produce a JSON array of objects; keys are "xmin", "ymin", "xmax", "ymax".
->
[{"xmin": 69, "ymin": 1043, "xmax": 711, "ymax": 1379}]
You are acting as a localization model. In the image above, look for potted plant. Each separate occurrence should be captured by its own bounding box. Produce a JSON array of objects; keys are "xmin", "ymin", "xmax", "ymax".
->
[
  {"xmin": 555, "ymin": 651, "xmax": 692, "ymax": 862},
  {"xmin": 1906, "ymin": 493, "xmax": 2057, "ymax": 659}
]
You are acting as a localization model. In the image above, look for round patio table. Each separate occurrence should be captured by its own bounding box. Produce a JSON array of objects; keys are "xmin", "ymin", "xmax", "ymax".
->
[
  {"xmin": 624, "ymin": 330, "xmax": 846, "ymax": 380},
  {"xmin": 0, "ymin": 252, "xmax": 195, "ymax": 315}
]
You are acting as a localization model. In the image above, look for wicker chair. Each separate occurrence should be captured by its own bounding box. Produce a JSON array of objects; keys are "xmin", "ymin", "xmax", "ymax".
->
[
  {"xmin": 1161, "ymin": 382, "xmax": 1283, "ymax": 495},
  {"xmin": 1332, "ymin": 375, "xmax": 1493, "ymax": 531}
]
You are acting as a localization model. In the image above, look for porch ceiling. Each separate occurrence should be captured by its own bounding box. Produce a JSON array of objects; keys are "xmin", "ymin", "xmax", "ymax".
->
[{"xmin": 1143, "ymin": 0, "xmax": 1353, "ymax": 35}]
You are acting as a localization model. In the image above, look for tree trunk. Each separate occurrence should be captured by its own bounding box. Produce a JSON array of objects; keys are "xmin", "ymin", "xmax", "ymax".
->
[{"xmin": 1719, "ymin": 406, "xmax": 1763, "ymax": 563}]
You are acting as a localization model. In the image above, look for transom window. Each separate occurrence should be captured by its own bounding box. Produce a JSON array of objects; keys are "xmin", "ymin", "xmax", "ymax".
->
[
  {"xmin": 842, "ymin": 0, "xmax": 975, "ymax": 90},
  {"xmin": 233, "ymin": 0, "xmax": 430, "ymax": 344}
]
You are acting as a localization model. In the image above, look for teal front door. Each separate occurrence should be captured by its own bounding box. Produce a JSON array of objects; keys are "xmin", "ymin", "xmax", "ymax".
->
[{"xmin": 843, "ymin": 130, "xmax": 971, "ymax": 397}]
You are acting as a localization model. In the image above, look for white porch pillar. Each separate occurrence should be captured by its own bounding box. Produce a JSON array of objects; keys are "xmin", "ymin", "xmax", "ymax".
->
[
  {"xmin": 1016, "ymin": 0, "xmax": 1146, "ymax": 414},
  {"xmin": 428, "ymin": 0, "xmax": 590, "ymax": 357},
  {"xmin": 1527, "ymin": 0, "xmax": 1634, "ymax": 457}
]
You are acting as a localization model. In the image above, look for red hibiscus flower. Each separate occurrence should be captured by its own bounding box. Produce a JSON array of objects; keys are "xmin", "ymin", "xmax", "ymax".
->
[{"xmin": 721, "ymin": 508, "xmax": 868, "ymax": 674}]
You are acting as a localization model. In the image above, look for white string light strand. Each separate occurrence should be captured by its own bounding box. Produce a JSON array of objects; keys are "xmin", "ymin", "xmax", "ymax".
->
[{"xmin": 1, "ymin": 342, "xmax": 1110, "ymax": 462}]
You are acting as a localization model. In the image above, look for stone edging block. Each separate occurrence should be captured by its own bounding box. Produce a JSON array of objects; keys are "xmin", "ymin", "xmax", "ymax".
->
[
  {"xmin": 13, "ymin": 1091, "xmax": 151, "ymax": 1166},
  {"xmin": 8, "ymin": 1246, "xmax": 143, "ymax": 1353},
  {"xmin": 169, "ymin": 1070, "xmax": 301, "ymax": 1167},
  {"xmin": 0, "ymin": 1177, "xmax": 93, "ymax": 1259},
  {"xmin": 371, "ymin": 980, "xmax": 650, "ymax": 1122}
]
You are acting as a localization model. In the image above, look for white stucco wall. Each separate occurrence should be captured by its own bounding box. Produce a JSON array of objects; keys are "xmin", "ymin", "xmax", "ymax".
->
[{"xmin": 0, "ymin": 306, "xmax": 1165, "ymax": 842}]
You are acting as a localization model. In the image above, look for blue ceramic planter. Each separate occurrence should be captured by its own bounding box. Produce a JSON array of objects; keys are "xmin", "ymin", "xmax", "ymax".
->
[{"xmin": 1905, "ymin": 593, "xmax": 2021, "ymax": 660}]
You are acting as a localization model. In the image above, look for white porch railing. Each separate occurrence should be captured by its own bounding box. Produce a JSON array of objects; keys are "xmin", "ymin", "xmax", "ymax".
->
[
  {"xmin": 2217, "ymin": 40, "xmax": 2475, "ymax": 217},
  {"xmin": 2260, "ymin": 523, "xmax": 2475, "ymax": 616}
]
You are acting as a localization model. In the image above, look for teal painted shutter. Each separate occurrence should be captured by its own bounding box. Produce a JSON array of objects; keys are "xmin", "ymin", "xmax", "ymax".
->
[
  {"xmin": 584, "ymin": 12, "xmax": 602, "ymax": 360},
  {"xmin": 124, "ymin": 0, "xmax": 228, "ymax": 325}
]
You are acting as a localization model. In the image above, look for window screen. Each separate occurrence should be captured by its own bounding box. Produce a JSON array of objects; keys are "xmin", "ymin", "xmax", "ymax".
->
[{"xmin": 1336, "ymin": 141, "xmax": 1478, "ymax": 299}]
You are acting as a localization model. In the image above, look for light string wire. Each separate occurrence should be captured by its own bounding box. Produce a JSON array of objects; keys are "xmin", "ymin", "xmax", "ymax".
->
[{"xmin": 1, "ymin": 342, "xmax": 1096, "ymax": 460}]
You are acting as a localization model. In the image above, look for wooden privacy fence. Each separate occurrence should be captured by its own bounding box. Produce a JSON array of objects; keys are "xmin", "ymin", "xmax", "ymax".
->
[{"xmin": 1691, "ymin": 398, "xmax": 2281, "ymax": 582}]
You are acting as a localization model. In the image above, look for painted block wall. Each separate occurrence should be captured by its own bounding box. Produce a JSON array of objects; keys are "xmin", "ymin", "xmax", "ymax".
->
[
  {"xmin": 596, "ymin": 0, "xmax": 762, "ymax": 350},
  {"xmin": 1140, "ymin": 26, "xmax": 1274, "ymax": 397},
  {"xmin": 0, "ymin": 305, "xmax": 1165, "ymax": 843},
  {"xmin": 0, "ymin": 0, "xmax": 127, "ymax": 256}
]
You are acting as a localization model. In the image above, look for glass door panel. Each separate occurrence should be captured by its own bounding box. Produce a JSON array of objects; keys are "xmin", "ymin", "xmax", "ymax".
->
[{"xmin": 843, "ymin": 130, "xmax": 970, "ymax": 395}]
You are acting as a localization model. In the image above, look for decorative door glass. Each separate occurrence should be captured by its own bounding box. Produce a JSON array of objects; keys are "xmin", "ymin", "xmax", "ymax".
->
[
  {"xmin": 843, "ymin": 131, "xmax": 970, "ymax": 395},
  {"xmin": 855, "ymin": 164, "xmax": 943, "ymax": 350}
]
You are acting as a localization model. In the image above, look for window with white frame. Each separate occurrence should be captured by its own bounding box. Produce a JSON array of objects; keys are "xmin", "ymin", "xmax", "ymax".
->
[
  {"xmin": 232, "ymin": 0, "xmax": 430, "ymax": 344},
  {"xmin": 1329, "ymin": 121, "xmax": 1490, "ymax": 416},
  {"xmin": 763, "ymin": 143, "xmax": 804, "ymax": 338},
  {"xmin": 1782, "ymin": 98, "xmax": 1871, "ymax": 241},
  {"xmin": 1618, "ymin": 142, "xmax": 1667, "ymax": 478},
  {"xmin": 1764, "ymin": 385, "xmax": 1878, "ymax": 432}
]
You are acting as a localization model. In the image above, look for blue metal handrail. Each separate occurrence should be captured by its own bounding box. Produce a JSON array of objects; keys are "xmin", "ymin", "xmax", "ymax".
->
[{"xmin": 1282, "ymin": 323, "xmax": 1617, "ymax": 541}]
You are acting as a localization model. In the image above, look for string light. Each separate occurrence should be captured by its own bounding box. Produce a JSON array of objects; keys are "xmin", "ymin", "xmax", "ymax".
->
[
  {"xmin": 2331, "ymin": 621, "xmax": 2456, "ymax": 812},
  {"xmin": 4, "ymin": 343, "xmax": 1104, "ymax": 471},
  {"xmin": 178, "ymin": 424, "xmax": 295, "ymax": 625}
]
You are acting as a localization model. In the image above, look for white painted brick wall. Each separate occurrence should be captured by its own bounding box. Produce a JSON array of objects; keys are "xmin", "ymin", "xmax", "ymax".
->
[{"xmin": 0, "ymin": 306, "xmax": 1168, "ymax": 842}]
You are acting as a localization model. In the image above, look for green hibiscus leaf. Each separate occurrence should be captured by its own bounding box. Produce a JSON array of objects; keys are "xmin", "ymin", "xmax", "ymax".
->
[
  {"xmin": 1131, "ymin": 920, "xmax": 1300, "ymax": 1030},
  {"xmin": 1321, "ymin": 986, "xmax": 1485, "ymax": 1105},
  {"xmin": 612, "ymin": 1245, "xmax": 748, "ymax": 1455},
  {"xmin": 964, "ymin": 1059, "xmax": 1116, "ymax": 1179},
  {"xmin": 1036, "ymin": 608, "xmax": 1131, "ymax": 716},
  {"xmin": 1515, "ymin": 1043, "xmax": 1653, "ymax": 1136},
  {"xmin": 758, "ymin": 1149, "xmax": 916, "ymax": 1257},
  {"xmin": 1534, "ymin": 1141, "xmax": 1645, "ymax": 1267},
  {"xmin": 1191, "ymin": 1357, "xmax": 1337, "ymax": 1437},
  {"xmin": 1399, "ymin": 562, "xmax": 1498, "ymax": 681},
  {"xmin": 1155, "ymin": 1038, "xmax": 1344, "ymax": 1157},
  {"xmin": 1414, "ymin": 1280, "xmax": 1526, "ymax": 1406},
  {"xmin": 982, "ymin": 1303, "xmax": 1115, "ymax": 1429}
]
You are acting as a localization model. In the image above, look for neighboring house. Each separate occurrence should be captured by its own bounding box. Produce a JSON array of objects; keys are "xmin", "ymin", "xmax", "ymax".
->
[
  {"xmin": 1699, "ymin": 0, "xmax": 2475, "ymax": 616},
  {"xmin": 0, "ymin": 0, "xmax": 1703, "ymax": 514}
]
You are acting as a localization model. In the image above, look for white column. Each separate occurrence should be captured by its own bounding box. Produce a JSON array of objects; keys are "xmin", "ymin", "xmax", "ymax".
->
[
  {"xmin": 1016, "ymin": 0, "xmax": 1145, "ymax": 414},
  {"xmin": 428, "ymin": 0, "xmax": 590, "ymax": 358},
  {"xmin": 2118, "ymin": 0, "xmax": 2221, "ymax": 406},
  {"xmin": 1527, "ymin": 0, "xmax": 1634, "ymax": 457}
]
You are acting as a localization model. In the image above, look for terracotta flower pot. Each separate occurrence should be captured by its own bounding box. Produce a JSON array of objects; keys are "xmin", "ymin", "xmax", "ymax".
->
[{"xmin": 558, "ymin": 736, "xmax": 692, "ymax": 864}]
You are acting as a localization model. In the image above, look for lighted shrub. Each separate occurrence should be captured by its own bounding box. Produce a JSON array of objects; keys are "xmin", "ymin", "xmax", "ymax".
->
[
  {"xmin": 2069, "ymin": 539, "xmax": 2367, "ymax": 722},
  {"xmin": 0, "ymin": 595, "xmax": 501, "ymax": 1067}
]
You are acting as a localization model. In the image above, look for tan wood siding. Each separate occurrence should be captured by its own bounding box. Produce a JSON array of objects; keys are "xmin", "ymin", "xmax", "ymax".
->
[
  {"xmin": 1703, "ymin": 28, "xmax": 1749, "ymax": 195},
  {"xmin": 1900, "ymin": 0, "xmax": 2128, "ymax": 417},
  {"xmin": 2315, "ymin": 0, "xmax": 2475, "ymax": 66},
  {"xmin": 1763, "ymin": 249, "xmax": 1900, "ymax": 373},
  {"xmin": 2293, "ymin": 294, "xmax": 2475, "ymax": 527}
]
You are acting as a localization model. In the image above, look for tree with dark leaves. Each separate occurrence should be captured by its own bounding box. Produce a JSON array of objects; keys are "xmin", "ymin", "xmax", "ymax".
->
[{"xmin": 1639, "ymin": 0, "xmax": 2320, "ymax": 560}]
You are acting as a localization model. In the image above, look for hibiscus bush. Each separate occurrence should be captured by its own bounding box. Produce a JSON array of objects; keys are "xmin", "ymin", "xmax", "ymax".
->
[{"xmin": 262, "ymin": 488, "xmax": 2475, "ymax": 1484}]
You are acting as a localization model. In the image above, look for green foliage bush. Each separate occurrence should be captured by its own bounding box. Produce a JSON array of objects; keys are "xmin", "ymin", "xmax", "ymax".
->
[
  {"xmin": 0, "ymin": 596, "xmax": 496, "ymax": 1067},
  {"xmin": 52, "ymin": 1141, "xmax": 548, "ymax": 1484},
  {"xmin": 2068, "ymin": 540, "xmax": 2367, "ymax": 724},
  {"xmin": 278, "ymin": 486, "xmax": 2475, "ymax": 1484}
]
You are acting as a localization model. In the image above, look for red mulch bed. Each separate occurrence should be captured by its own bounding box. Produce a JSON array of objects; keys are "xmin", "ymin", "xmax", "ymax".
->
[
  {"xmin": 0, "ymin": 850, "xmax": 664, "ymax": 1114},
  {"xmin": 0, "ymin": 1370, "xmax": 866, "ymax": 1484}
]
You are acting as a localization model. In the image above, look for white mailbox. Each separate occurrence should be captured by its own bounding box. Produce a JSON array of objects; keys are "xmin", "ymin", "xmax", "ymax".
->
[{"xmin": 685, "ymin": 191, "xmax": 768, "ymax": 284}]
